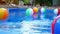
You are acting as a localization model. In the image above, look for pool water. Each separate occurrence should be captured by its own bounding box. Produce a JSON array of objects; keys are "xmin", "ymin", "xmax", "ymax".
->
[{"xmin": 0, "ymin": 19, "xmax": 52, "ymax": 34}]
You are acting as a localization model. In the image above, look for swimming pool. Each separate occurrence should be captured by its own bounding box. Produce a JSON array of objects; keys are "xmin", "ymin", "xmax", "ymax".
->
[{"xmin": 0, "ymin": 8, "xmax": 57, "ymax": 34}]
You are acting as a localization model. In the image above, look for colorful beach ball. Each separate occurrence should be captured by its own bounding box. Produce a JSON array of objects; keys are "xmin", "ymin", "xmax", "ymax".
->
[
  {"xmin": 54, "ymin": 8, "xmax": 58, "ymax": 14},
  {"xmin": 26, "ymin": 8, "xmax": 34, "ymax": 16},
  {"xmin": 40, "ymin": 7, "xmax": 46, "ymax": 13},
  {"xmin": 33, "ymin": 7, "xmax": 38, "ymax": 13},
  {"xmin": 52, "ymin": 15, "xmax": 60, "ymax": 34},
  {"xmin": 0, "ymin": 8, "xmax": 8, "ymax": 20}
]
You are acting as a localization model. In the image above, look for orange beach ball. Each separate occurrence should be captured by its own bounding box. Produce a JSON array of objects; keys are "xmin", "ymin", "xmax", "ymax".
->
[
  {"xmin": 0, "ymin": 8, "xmax": 8, "ymax": 20},
  {"xmin": 33, "ymin": 7, "xmax": 38, "ymax": 13}
]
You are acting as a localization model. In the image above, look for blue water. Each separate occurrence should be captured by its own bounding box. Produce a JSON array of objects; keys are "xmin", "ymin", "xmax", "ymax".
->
[
  {"xmin": 0, "ymin": 20, "xmax": 52, "ymax": 34},
  {"xmin": 0, "ymin": 8, "xmax": 57, "ymax": 34}
]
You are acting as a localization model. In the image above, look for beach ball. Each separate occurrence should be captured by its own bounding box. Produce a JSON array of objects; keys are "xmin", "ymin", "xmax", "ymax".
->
[
  {"xmin": 40, "ymin": 7, "xmax": 46, "ymax": 13},
  {"xmin": 52, "ymin": 15, "xmax": 60, "ymax": 34},
  {"xmin": 54, "ymin": 8, "xmax": 60, "ymax": 15},
  {"xmin": 33, "ymin": 7, "xmax": 38, "ymax": 13},
  {"xmin": 54, "ymin": 8, "xmax": 58, "ymax": 15},
  {"xmin": 0, "ymin": 8, "xmax": 8, "ymax": 20},
  {"xmin": 26, "ymin": 8, "xmax": 34, "ymax": 16}
]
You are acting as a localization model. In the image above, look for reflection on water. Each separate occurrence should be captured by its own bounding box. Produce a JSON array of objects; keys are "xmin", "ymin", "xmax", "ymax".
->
[{"xmin": 0, "ymin": 20, "xmax": 52, "ymax": 34}]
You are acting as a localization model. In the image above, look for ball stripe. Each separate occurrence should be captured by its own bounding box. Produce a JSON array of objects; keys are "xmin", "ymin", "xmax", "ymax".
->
[
  {"xmin": 3, "ymin": 9, "xmax": 8, "ymax": 20},
  {"xmin": 0, "ymin": 8, "xmax": 4, "ymax": 20}
]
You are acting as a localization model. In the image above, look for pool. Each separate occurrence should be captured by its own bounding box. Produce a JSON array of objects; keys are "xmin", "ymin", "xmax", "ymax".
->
[{"xmin": 0, "ymin": 8, "xmax": 57, "ymax": 34}]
